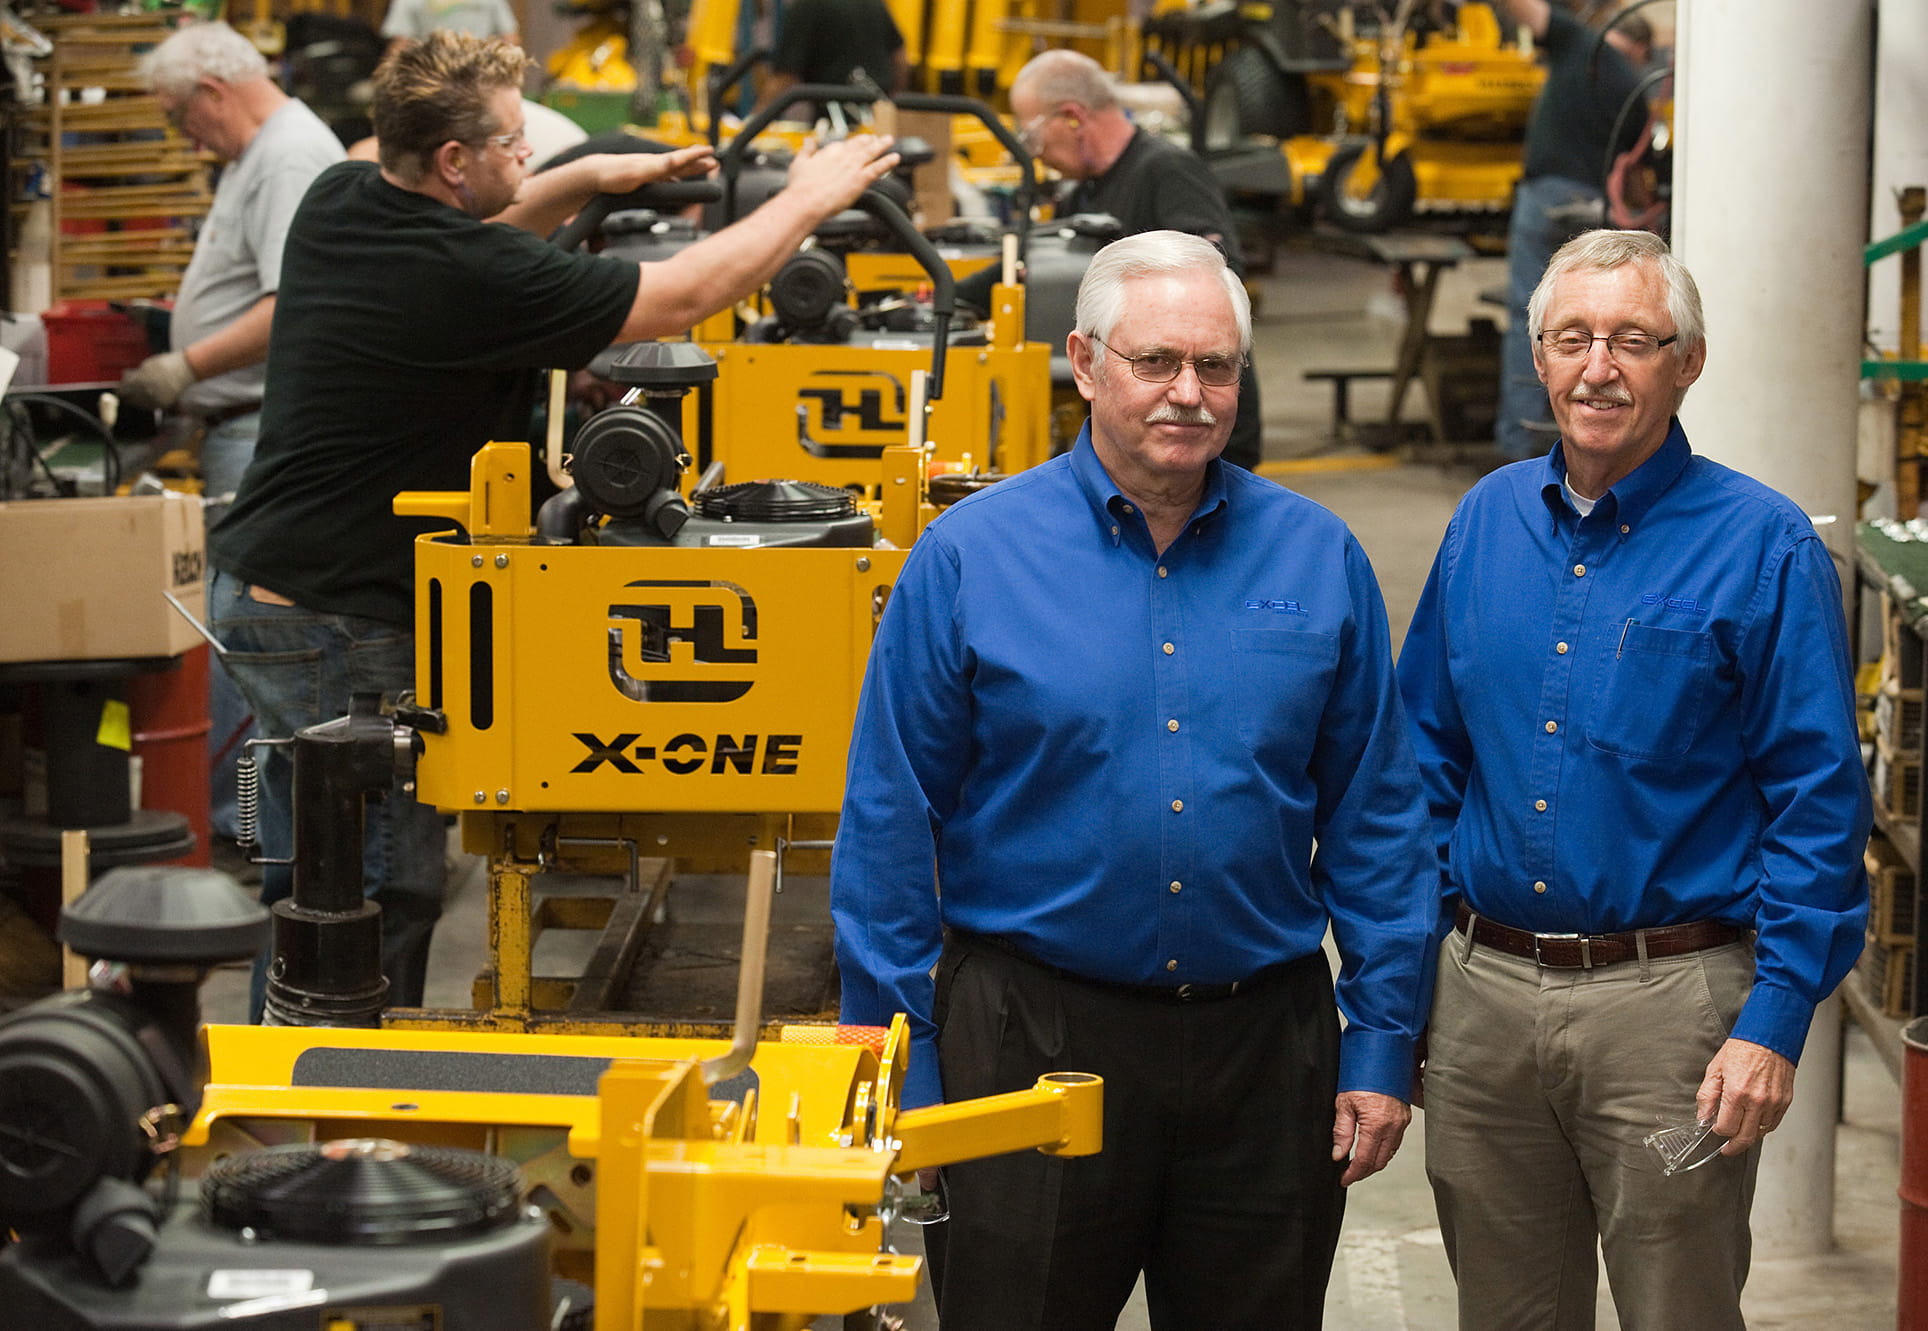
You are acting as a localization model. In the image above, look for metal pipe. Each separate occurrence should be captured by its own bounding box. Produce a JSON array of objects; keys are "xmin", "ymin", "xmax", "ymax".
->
[{"xmin": 701, "ymin": 849, "xmax": 775, "ymax": 1085}]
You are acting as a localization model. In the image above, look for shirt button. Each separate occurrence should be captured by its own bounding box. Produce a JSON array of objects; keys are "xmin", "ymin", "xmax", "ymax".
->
[
  {"xmin": 1162, "ymin": 642, "xmax": 1175, "ymax": 655},
  {"xmin": 1556, "ymin": 642, "xmax": 1569, "ymax": 654},
  {"xmin": 1110, "ymin": 525, "xmax": 1120, "ymax": 536},
  {"xmin": 1122, "ymin": 503, "xmax": 1135, "ymax": 514},
  {"xmin": 1544, "ymin": 720, "xmax": 1558, "ymax": 734},
  {"xmin": 1167, "ymin": 719, "xmax": 1180, "ymax": 732},
  {"xmin": 1171, "ymin": 799, "xmax": 1184, "ymax": 813},
  {"xmin": 1166, "ymin": 959, "xmax": 1178, "ymax": 972},
  {"xmin": 1535, "ymin": 799, "xmax": 1548, "ymax": 812},
  {"xmin": 1533, "ymin": 881, "xmax": 1548, "ymax": 894},
  {"xmin": 1620, "ymin": 525, "xmax": 1630, "ymax": 534},
  {"xmin": 1170, "ymin": 880, "xmax": 1182, "ymax": 893},
  {"xmin": 1573, "ymin": 564, "xmax": 1586, "ymax": 577},
  {"xmin": 1157, "ymin": 566, "xmax": 1169, "ymax": 578}
]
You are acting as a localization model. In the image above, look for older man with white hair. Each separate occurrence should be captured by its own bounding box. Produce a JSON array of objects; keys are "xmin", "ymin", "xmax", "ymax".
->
[
  {"xmin": 832, "ymin": 229, "xmax": 1437, "ymax": 1330},
  {"xmin": 1399, "ymin": 229, "xmax": 1871, "ymax": 1329}
]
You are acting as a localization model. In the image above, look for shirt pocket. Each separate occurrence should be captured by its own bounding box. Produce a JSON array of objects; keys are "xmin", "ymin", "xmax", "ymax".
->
[
  {"xmin": 1585, "ymin": 623, "xmax": 1713, "ymax": 760},
  {"xmin": 1231, "ymin": 627, "xmax": 1340, "ymax": 757}
]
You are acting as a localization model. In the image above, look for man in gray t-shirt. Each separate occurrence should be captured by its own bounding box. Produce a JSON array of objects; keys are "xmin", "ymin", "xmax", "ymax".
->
[
  {"xmin": 125, "ymin": 20, "xmax": 344, "ymax": 492},
  {"xmin": 123, "ymin": 20, "xmax": 344, "ymax": 841},
  {"xmin": 380, "ymin": 0, "xmax": 518, "ymax": 49}
]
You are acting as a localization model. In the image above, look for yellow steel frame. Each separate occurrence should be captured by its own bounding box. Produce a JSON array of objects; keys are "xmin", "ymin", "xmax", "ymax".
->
[{"xmin": 185, "ymin": 1019, "xmax": 1102, "ymax": 1330}]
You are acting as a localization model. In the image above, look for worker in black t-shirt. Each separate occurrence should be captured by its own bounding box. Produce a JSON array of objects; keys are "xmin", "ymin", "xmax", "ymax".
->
[
  {"xmin": 1494, "ymin": 0, "xmax": 1653, "ymax": 459},
  {"xmin": 999, "ymin": 48, "xmax": 1263, "ymax": 471},
  {"xmin": 759, "ymin": 0, "xmax": 908, "ymax": 121}
]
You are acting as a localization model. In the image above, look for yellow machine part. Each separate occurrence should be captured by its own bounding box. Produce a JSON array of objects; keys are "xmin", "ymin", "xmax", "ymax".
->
[
  {"xmin": 695, "ymin": 336, "xmax": 1049, "ymax": 489},
  {"xmin": 185, "ymin": 1019, "xmax": 1103, "ymax": 1330},
  {"xmin": 407, "ymin": 533, "xmax": 905, "ymax": 815}
]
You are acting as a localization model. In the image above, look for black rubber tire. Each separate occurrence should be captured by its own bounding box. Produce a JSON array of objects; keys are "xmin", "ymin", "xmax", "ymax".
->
[
  {"xmin": 1201, "ymin": 46, "xmax": 1311, "ymax": 150},
  {"xmin": 1318, "ymin": 141, "xmax": 1417, "ymax": 234}
]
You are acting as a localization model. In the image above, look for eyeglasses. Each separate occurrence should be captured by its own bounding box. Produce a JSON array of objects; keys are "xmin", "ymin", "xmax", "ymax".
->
[
  {"xmin": 161, "ymin": 85, "xmax": 205, "ymax": 133},
  {"xmin": 1015, "ymin": 109, "xmax": 1063, "ymax": 155},
  {"xmin": 474, "ymin": 127, "xmax": 527, "ymax": 154},
  {"xmin": 1095, "ymin": 338, "xmax": 1245, "ymax": 387},
  {"xmin": 1538, "ymin": 329, "xmax": 1680, "ymax": 362}
]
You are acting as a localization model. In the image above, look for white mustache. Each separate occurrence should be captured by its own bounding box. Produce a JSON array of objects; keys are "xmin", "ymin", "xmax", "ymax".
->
[
  {"xmin": 1570, "ymin": 385, "xmax": 1634, "ymax": 407},
  {"xmin": 1145, "ymin": 403, "xmax": 1218, "ymax": 426}
]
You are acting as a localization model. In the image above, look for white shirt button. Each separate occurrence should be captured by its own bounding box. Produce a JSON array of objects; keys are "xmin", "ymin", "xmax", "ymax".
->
[
  {"xmin": 1170, "ymin": 880, "xmax": 1182, "ymax": 893},
  {"xmin": 1544, "ymin": 720, "xmax": 1558, "ymax": 734},
  {"xmin": 1556, "ymin": 642, "xmax": 1569, "ymax": 654},
  {"xmin": 1535, "ymin": 799, "xmax": 1548, "ymax": 812},
  {"xmin": 1620, "ymin": 525, "xmax": 1630, "ymax": 534},
  {"xmin": 1167, "ymin": 719, "xmax": 1180, "ymax": 732},
  {"xmin": 1533, "ymin": 880, "xmax": 1548, "ymax": 894},
  {"xmin": 1166, "ymin": 959, "xmax": 1179, "ymax": 971},
  {"xmin": 1122, "ymin": 504, "xmax": 1135, "ymax": 514},
  {"xmin": 1573, "ymin": 564, "xmax": 1586, "ymax": 577},
  {"xmin": 1110, "ymin": 525, "xmax": 1120, "ymax": 536},
  {"xmin": 1162, "ymin": 642, "xmax": 1175, "ymax": 655},
  {"xmin": 1171, "ymin": 799, "xmax": 1184, "ymax": 813},
  {"xmin": 1157, "ymin": 566, "xmax": 1169, "ymax": 578}
]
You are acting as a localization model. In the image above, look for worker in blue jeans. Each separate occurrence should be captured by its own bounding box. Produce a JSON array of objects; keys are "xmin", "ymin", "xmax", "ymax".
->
[{"xmin": 207, "ymin": 567, "xmax": 448, "ymax": 1016}]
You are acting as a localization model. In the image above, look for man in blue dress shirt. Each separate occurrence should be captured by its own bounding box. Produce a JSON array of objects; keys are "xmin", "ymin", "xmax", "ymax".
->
[
  {"xmin": 832, "ymin": 230, "xmax": 1438, "ymax": 1330},
  {"xmin": 1398, "ymin": 229, "xmax": 1871, "ymax": 1330}
]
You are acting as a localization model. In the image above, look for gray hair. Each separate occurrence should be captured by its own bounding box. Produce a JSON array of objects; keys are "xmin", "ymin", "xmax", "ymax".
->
[
  {"xmin": 1527, "ymin": 228, "xmax": 1704, "ymax": 355},
  {"xmin": 1011, "ymin": 48, "xmax": 1117, "ymax": 113},
  {"xmin": 1075, "ymin": 230, "xmax": 1252, "ymax": 360},
  {"xmin": 140, "ymin": 22, "xmax": 269, "ymax": 99}
]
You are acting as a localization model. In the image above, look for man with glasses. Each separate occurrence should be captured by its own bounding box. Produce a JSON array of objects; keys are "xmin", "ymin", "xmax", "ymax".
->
[
  {"xmin": 1398, "ymin": 229, "xmax": 1869, "ymax": 1329},
  {"xmin": 960, "ymin": 48, "xmax": 1263, "ymax": 470},
  {"xmin": 832, "ymin": 230, "xmax": 1437, "ymax": 1329},
  {"xmin": 121, "ymin": 21, "xmax": 345, "ymax": 855},
  {"xmin": 209, "ymin": 31, "xmax": 898, "ymax": 1015}
]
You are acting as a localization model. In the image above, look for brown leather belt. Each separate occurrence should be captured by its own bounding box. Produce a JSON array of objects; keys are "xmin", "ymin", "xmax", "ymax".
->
[{"xmin": 1455, "ymin": 901, "xmax": 1746, "ymax": 970}]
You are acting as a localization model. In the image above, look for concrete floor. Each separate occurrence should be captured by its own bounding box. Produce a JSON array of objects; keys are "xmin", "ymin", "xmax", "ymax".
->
[{"xmin": 200, "ymin": 240, "xmax": 1907, "ymax": 1329}]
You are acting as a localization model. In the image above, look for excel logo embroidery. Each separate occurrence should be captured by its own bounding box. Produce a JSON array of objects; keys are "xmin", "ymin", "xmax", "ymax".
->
[
  {"xmin": 606, "ymin": 579, "xmax": 756, "ymax": 703},
  {"xmin": 1245, "ymin": 598, "xmax": 1310, "ymax": 616},
  {"xmin": 796, "ymin": 370, "xmax": 905, "ymax": 459},
  {"xmin": 1640, "ymin": 592, "xmax": 1709, "ymax": 617}
]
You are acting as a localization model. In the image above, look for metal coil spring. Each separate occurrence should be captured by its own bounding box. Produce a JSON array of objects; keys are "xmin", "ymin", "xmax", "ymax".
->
[{"xmin": 235, "ymin": 753, "xmax": 259, "ymax": 849}]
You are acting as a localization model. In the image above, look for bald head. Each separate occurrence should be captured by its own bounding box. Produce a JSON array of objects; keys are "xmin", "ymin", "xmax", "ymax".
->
[{"xmin": 1011, "ymin": 49, "xmax": 1117, "ymax": 113}]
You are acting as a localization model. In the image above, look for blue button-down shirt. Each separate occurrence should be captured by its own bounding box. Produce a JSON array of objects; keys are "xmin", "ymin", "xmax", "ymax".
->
[
  {"xmin": 1397, "ymin": 424, "xmax": 1870, "ymax": 1064},
  {"xmin": 832, "ymin": 427, "xmax": 1439, "ymax": 1107}
]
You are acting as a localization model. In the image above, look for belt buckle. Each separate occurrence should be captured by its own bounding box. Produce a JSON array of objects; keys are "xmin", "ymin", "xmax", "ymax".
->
[{"xmin": 1533, "ymin": 931, "xmax": 1590, "ymax": 969}]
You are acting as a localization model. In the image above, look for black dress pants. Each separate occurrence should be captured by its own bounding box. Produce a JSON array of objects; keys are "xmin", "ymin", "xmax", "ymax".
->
[{"xmin": 927, "ymin": 932, "xmax": 1345, "ymax": 1331}]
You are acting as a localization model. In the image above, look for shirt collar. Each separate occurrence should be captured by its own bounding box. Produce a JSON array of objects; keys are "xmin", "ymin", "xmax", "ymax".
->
[
  {"xmin": 1540, "ymin": 418, "xmax": 1693, "ymax": 527},
  {"xmin": 1067, "ymin": 419, "xmax": 1229, "ymax": 546}
]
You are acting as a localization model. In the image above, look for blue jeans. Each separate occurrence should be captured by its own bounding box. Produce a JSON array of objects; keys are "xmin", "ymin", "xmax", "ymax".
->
[
  {"xmin": 207, "ymin": 568, "xmax": 447, "ymax": 1015},
  {"xmin": 202, "ymin": 411, "xmax": 260, "ymax": 839},
  {"xmin": 1499, "ymin": 175, "xmax": 1604, "ymax": 460}
]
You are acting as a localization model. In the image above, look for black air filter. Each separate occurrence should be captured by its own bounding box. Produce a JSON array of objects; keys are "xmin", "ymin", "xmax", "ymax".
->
[
  {"xmin": 697, "ymin": 479, "xmax": 857, "ymax": 523},
  {"xmin": 201, "ymin": 1139, "xmax": 522, "ymax": 1245}
]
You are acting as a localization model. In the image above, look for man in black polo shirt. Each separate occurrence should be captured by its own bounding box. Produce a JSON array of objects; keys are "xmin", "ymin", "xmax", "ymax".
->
[{"xmin": 1003, "ymin": 49, "xmax": 1262, "ymax": 471}]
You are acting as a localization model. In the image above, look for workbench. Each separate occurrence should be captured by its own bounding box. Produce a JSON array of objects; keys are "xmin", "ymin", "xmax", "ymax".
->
[{"xmin": 1303, "ymin": 229, "xmax": 1479, "ymax": 444}]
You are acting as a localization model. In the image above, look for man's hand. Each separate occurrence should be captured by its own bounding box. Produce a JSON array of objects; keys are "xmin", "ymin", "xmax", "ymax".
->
[
  {"xmin": 588, "ymin": 143, "xmax": 717, "ymax": 197},
  {"xmin": 1696, "ymin": 1038, "xmax": 1795, "ymax": 1156},
  {"xmin": 782, "ymin": 133, "xmax": 900, "ymax": 220},
  {"xmin": 1332, "ymin": 1090, "xmax": 1411, "ymax": 1186},
  {"xmin": 118, "ymin": 351, "xmax": 197, "ymax": 410}
]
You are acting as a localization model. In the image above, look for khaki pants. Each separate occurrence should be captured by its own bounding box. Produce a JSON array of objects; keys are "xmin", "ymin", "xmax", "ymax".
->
[{"xmin": 1424, "ymin": 930, "xmax": 1761, "ymax": 1330}]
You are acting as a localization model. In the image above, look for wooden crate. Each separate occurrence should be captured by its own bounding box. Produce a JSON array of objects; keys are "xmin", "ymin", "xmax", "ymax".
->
[
  {"xmin": 1873, "ymin": 737, "xmax": 1923, "ymax": 823},
  {"xmin": 1866, "ymin": 833, "xmax": 1919, "ymax": 945},
  {"xmin": 1860, "ymin": 937, "xmax": 1916, "ymax": 1017},
  {"xmin": 1878, "ymin": 681, "xmax": 1926, "ymax": 757}
]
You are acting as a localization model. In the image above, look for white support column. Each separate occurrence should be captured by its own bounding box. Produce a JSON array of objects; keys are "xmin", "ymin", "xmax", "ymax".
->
[
  {"xmin": 1868, "ymin": 0, "xmax": 1928, "ymax": 353},
  {"xmin": 1673, "ymin": 0, "xmax": 1873, "ymax": 1259}
]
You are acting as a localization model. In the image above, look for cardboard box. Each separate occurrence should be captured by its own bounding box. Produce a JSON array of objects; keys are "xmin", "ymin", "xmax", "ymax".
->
[{"xmin": 0, "ymin": 493, "xmax": 205, "ymax": 663}]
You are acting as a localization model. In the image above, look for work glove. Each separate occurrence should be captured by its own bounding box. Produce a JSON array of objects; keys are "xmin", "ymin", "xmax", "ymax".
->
[{"xmin": 117, "ymin": 350, "xmax": 197, "ymax": 410}]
